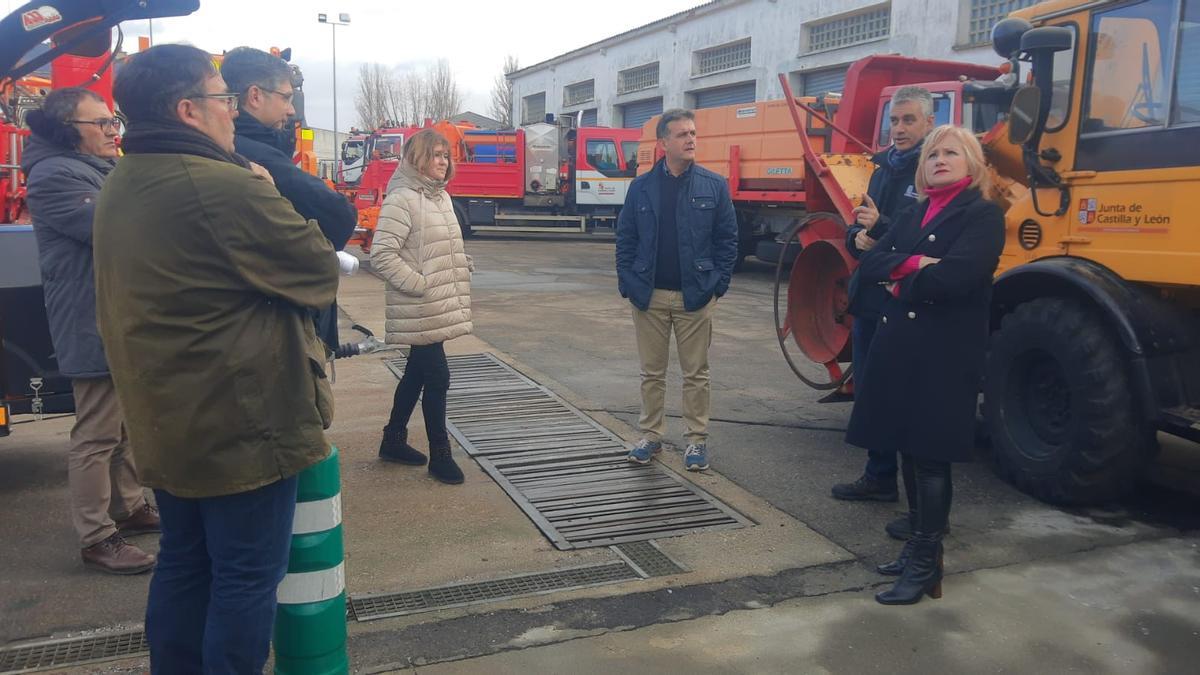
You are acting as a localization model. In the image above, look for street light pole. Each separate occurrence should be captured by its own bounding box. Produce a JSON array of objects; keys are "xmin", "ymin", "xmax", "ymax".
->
[
  {"xmin": 331, "ymin": 23, "xmax": 337, "ymax": 156},
  {"xmin": 318, "ymin": 13, "xmax": 351, "ymax": 180}
]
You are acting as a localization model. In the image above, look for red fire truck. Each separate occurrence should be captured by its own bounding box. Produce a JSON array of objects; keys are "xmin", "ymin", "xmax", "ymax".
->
[{"xmin": 342, "ymin": 117, "xmax": 640, "ymax": 251}]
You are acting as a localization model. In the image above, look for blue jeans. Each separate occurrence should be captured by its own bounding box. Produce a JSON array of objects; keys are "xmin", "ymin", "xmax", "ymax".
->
[
  {"xmin": 146, "ymin": 477, "xmax": 298, "ymax": 674},
  {"xmin": 852, "ymin": 317, "xmax": 898, "ymax": 482}
]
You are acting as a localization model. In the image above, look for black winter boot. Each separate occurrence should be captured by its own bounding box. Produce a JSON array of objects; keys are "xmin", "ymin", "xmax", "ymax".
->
[
  {"xmin": 875, "ymin": 536, "xmax": 943, "ymax": 604},
  {"xmin": 378, "ymin": 427, "xmax": 427, "ymax": 465},
  {"xmin": 428, "ymin": 445, "xmax": 464, "ymax": 485},
  {"xmin": 876, "ymin": 457, "xmax": 950, "ymax": 604}
]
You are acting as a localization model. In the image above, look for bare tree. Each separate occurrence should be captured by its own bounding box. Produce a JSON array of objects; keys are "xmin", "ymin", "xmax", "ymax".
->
[
  {"xmin": 354, "ymin": 58, "xmax": 467, "ymax": 128},
  {"xmin": 399, "ymin": 69, "xmax": 426, "ymax": 124},
  {"xmin": 425, "ymin": 59, "xmax": 464, "ymax": 122},
  {"xmin": 354, "ymin": 63, "xmax": 398, "ymax": 129},
  {"xmin": 489, "ymin": 54, "xmax": 519, "ymax": 128}
]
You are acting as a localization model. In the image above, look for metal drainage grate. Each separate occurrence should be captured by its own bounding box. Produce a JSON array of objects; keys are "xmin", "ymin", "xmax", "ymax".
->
[
  {"xmin": 612, "ymin": 540, "xmax": 688, "ymax": 577},
  {"xmin": 385, "ymin": 353, "xmax": 752, "ymax": 549},
  {"xmin": 350, "ymin": 561, "xmax": 638, "ymax": 621},
  {"xmin": 0, "ymin": 629, "xmax": 146, "ymax": 674}
]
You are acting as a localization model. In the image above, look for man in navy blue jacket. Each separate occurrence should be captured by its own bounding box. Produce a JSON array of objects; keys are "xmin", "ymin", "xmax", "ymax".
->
[
  {"xmin": 832, "ymin": 86, "xmax": 935, "ymax": 534},
  {"xmin": 616, "ymin": 109, "xmax": 737, "ymax": 472},
  {"xmin": 221, "ymin": 47, "xmax": 356, "ymax": 350}
]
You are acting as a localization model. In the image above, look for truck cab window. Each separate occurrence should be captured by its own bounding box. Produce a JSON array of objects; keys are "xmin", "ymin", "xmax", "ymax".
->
[
  {"xmin": 1082, "ymin": 0, "xmax": 1175, "ymax": 133},
  {"xmin": 621, "ymin": 140, "xmax": 640, "ymax": 175},
  {"xmin": 1172, "ymin": 0, "xmax": 1200, "ymax": 124},
  {"xmin": 375, "ymin": 135, "xmax": 404, "ymax": 159},
  {"xmin": 342, "ymin": 142, "xmax": 363, "ymax": 163},
  {"xmin": 586, "ymin": 139, "xmax": 621, "ymax": 176}
]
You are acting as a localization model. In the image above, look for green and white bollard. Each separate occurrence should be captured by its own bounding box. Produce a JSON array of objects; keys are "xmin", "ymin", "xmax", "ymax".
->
[{"xmin": 274, "ymin": 445, "xmax": 349, "ymax": 675}]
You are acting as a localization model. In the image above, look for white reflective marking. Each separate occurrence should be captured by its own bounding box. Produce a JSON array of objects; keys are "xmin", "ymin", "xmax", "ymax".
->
[
  {"xmin": 292, "ymin": 495, "xmax": 342, "ymax": 535},
  {"xmin": 277, "ymin": 562, "xmax": 345, "ymax": 604}
]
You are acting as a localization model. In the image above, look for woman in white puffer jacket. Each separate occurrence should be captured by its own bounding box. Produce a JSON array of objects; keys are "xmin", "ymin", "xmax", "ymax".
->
[{"xmin": 370, "ymin": 129, "xmax": 472, "ymax": 484}]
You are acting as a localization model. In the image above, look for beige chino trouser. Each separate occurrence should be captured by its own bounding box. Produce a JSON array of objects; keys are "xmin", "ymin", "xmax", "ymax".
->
[
  {"xmin": 632, "ymin": 289, "xmax": 717, "ymax": 446},
  {"xmin": 69, "ymin": 376, "xmax": 146, "ymax": 547}
]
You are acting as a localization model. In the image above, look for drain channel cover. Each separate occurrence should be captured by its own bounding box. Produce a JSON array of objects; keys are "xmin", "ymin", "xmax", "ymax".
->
[
  {"xmin": 0, "ymin": 629, "xmax": 146, "ymax": 673},
  {"xmin": 385, "ymin": 353, "xmax": 751, "ymax": 549}
]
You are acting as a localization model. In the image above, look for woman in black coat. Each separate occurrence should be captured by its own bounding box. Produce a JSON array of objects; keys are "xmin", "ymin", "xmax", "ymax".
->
[{"xmin": 846, "ymin": 125, "xmax": 1005, "ymax": 605}]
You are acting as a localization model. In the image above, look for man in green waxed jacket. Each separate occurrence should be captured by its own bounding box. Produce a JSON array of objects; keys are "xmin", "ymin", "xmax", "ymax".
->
[{"xmin": 92, "ymin": 44, "xmax": 338, "ymax": 673}]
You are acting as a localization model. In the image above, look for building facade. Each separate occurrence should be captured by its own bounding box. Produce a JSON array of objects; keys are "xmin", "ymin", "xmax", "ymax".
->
[{"xmin": 508, "ymin": 0, "xmax": 1038, "ymax": 129}]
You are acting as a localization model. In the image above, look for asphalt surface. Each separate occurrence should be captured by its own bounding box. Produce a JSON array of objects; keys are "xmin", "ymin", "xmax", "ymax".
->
[{"xmin": 460, "ymin": 236, "xmax": 1200, "ymax": 572}]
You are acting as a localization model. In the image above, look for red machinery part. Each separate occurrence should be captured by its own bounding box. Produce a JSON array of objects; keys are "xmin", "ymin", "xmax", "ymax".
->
[
  {"xmin": 50, "ymin": 52, "xmax": 113, "ymax": 106},
  {"xmin": 773, "ymin": 212, "xmax": 856, "ymax": 389}
]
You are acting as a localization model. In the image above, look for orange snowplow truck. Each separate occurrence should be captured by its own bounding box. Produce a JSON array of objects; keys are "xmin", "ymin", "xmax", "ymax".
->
[
  {"xmin": 836, "ymin": 0, "xmax": 1198, "ymax": 505},
  {"xmin": 974, "ymin": 0, "xmax": 1200, "ymax": 504}
]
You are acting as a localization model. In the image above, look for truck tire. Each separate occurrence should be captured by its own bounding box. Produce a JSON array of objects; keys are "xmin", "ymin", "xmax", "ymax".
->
[
  {"xmin": 983, "ymin": 297, "xmax": 1158, "ymax": 505},
  {"xmin": 453, "ymin": 201, "xmax": 473, "ymax": 238}
]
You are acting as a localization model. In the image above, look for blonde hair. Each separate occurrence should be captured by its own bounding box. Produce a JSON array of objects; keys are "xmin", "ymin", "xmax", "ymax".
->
[
  {"xmin": 404, "ymin": 128, "xmax": 455, "ymax": 181},
  {"xmin": 915, "ymin": 125, "xmax": 990, "ymax": 200}
]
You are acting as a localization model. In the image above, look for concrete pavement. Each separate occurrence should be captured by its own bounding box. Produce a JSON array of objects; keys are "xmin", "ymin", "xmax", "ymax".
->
[{"xmin": 407, "ymin": 536, "xmax": 1200, "ymax": 674}]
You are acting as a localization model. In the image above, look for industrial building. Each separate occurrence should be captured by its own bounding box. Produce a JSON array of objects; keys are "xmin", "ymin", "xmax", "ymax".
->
[{"xmin": 508, "ymin": 0, "xmax": 1038, "ymax": 129}]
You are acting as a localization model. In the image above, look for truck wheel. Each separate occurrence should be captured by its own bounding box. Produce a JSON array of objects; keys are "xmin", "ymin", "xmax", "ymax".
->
[
  {"xmin": 453, "ymin": 201, "xmax": 473, "ymax": 238},
  {"xmin": 984, "ymin": 297, "xmax": 1158, "ymax": 505}
]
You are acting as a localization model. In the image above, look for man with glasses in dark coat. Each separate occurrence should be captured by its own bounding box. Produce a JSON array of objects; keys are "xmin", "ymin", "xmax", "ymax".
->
[{"xmin": 221, "ymin": 46, "xmax": 356, "ymax": 351}]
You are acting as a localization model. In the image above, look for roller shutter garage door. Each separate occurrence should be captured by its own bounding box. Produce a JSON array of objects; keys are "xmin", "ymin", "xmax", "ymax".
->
[
  {"xmin": 580, "ymin": 108, "xmax": 598, "ymax": 127},
  {"xmin": 622, "ymin": 97, "xmax": 663, "ymax": 129},
  {"xmin": 802, "ymin": 67, "xmax": 848, "ymax": 97},
  {"xmin": 694, "ymin": 81, "xmax": 756, "ymax": 109}
]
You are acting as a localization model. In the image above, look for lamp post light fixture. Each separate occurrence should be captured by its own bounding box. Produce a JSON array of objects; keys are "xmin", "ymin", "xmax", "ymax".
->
[{"xmin": 318, "ymin": 12, "xmax": 350, "ymax": 179}]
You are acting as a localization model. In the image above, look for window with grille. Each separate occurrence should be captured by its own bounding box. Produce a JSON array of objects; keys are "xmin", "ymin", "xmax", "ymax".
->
[
  {"xmin": 806, "ymin": 5, "xmax": 891, "ymax": 54},
  {"xmin": 564, "ymin": 80, "xmax": 595, "ymax": 107},
  {"xmin": 522, "ymin": 92, "xmax": 546, "ymax": 124},
  {"xmin": 695, "ymin": 39, "xmax": 751, "ymax": 76},
  {"xmin": 618, "ymin": 63, "xmax": 659, "ymax": 94},
  {"xmin": 963, "ymin": 0, "xmax": 1039, "ymax": 46}
]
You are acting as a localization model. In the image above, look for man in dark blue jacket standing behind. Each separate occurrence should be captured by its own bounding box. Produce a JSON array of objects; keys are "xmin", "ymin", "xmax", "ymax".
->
[
  {"xmin": 616, "ymin": 109, "xmax": 737, "ymax": 472},
  {"xmin": 832, "ymin": 86, "xmax": 935, "ymax": 536},
  {"xmin": 221, "ymin": 47, "xmax": 356, "ymax": 350}
]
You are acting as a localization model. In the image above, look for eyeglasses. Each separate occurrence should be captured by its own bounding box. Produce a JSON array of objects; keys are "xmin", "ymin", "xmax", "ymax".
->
[
  {"xmin": 69, "ymin": 117, "xmax": 123, "ymax": 133},
  {"xmin": 190, "ymin": 93, "xmax": 240, "ymax": 111},
  {"xmin": 258, "ymin": 87, "xmax": 295, "ymax": 104}
]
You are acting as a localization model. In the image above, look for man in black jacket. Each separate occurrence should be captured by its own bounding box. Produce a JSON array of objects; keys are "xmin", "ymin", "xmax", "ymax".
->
[
  {"xmin": 831, "ymin": 86, "xmax": 934, "ymax": 521},
  {"xmin": 220, "ymin": 47, "xmax": 356, "ymax": 350}
]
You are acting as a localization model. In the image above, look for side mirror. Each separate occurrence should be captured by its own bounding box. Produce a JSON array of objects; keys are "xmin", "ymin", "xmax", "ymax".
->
[
  {"xmin": 1020, "ymin": 26, "xmax": 1074, "ymax": 54},
  {"xmin": 1008, "ymin": 85, "xmax": 1041, "ymax": 145}
]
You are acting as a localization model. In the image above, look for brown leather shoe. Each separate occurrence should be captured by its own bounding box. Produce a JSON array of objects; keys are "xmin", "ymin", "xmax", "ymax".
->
[
  {"xmin": 116, "ymin": 503, "xmax": 161, "ymax": 536},
  {"xmin": 81, "ymin": 533, "xmax": 156, "ymax": 575}
]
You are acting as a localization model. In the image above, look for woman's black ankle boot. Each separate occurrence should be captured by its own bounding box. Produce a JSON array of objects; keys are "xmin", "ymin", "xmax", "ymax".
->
[
  {"xmin": 378, "ymin": 427, "xmax": 427, "ymax": 465},
  {"xmin": 428, "ymin": 445, "xmax": 464, "ymax": 484},
  {"xmin": 875, "ymin": 536, "xmax": 943, "ymax": 603}
]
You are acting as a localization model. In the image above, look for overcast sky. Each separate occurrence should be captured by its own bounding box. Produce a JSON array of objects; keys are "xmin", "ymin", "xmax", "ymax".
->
[{"xmin": 26, "ymin": 0, "xmax": 703, "ymax": 131}]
